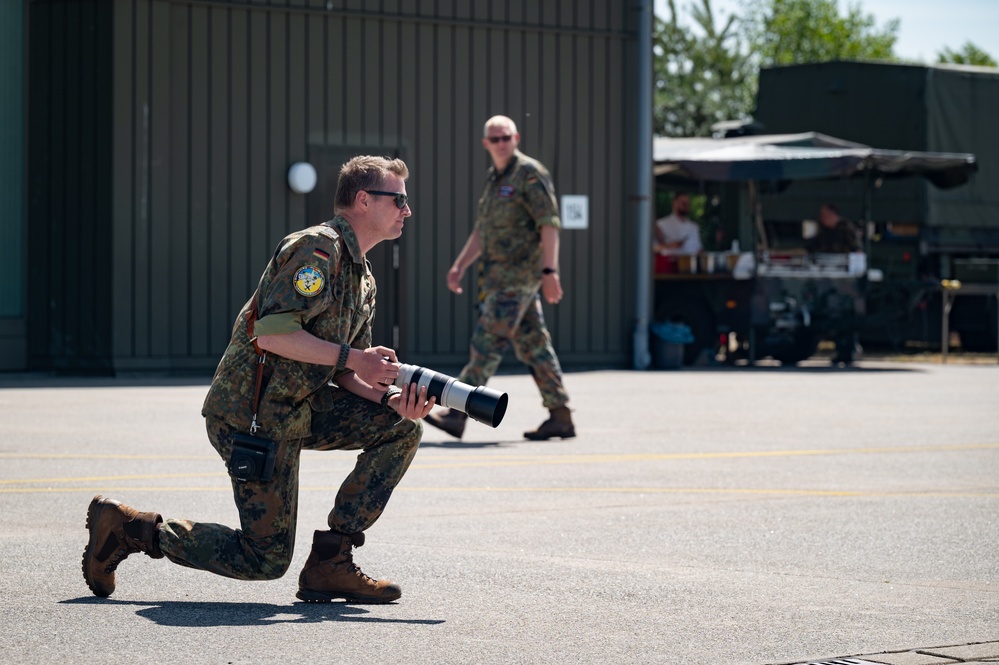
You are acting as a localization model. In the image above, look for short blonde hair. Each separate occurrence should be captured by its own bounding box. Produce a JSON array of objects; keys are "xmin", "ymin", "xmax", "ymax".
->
[
  {"xmin": 334, "ymin": 156, "xmax": 409, "ymax": 213},
  {"xmin": 483, "ymin": 115, "xmax": 517, "ymax": 137}
]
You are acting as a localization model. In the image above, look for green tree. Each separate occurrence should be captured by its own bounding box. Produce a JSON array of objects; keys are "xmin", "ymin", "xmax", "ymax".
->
[
  {"xmin": 938, "ymin": 41, "xmax": 997, "ymax": 67},
  {"xmin": 653, "ymin": 0, "xmax": 755, "ymax": 137},
  {"xmin": 745, "ymin": 0, "xmax": 899, "ymax": 66}
]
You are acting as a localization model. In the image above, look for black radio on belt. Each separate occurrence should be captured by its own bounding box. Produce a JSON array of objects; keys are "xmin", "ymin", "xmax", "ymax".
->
[{"xmin": 228, "ymin": 432, "xmax": 278, "ymax": 483}]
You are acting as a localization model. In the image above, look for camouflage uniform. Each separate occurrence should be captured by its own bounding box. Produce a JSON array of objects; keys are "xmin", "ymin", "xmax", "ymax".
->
[
  {"xmin": 157, "ymin": 216, "xmax": 422, "ymax": 580},
  {"xmin": 458, "ymin": 150, "xmax": 569, "ymax": 410}
]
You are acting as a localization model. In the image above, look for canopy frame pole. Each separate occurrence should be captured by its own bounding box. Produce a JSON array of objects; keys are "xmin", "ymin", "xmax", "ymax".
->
[
  {"xmin": 748, "ymin": 180, "xmax": 759, "ymax": 364},
  {"xmin": 631, "ymin": 0, "xmax": 654, "ymax": 370}
]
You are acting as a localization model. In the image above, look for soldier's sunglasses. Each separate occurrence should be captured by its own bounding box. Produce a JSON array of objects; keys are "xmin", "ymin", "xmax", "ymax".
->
[
  {"xmin": 487, "ymin": 135, "xmax": 513, "ymax": 144},
  {"xmin": 365, "ymin": 190, "xmax": 409, "ymax": 209}
]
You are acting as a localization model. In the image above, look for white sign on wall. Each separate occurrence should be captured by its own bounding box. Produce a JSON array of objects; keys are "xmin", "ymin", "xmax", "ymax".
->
[{"xmin": 560, "ymin": 195, "xmax": 589, "ymax": 230}]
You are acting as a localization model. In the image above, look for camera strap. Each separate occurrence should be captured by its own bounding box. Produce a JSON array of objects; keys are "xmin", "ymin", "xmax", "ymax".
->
[
  {"xmin": 244, "ymin": 236, "xmax": 344, "ymax": 434},
  {"xmin": 245, "ymin": 295, "xmax": 267, "ymax": 434}
]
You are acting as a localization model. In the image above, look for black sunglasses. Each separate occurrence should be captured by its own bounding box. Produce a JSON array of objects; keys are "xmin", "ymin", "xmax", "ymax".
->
[
  {"xmin": 364, "ymin": 190, "xmax": 409, "ymax": 209},
  {"xmin": 487, "ymin": 135, "xmax": 513, "ymax": 144}
]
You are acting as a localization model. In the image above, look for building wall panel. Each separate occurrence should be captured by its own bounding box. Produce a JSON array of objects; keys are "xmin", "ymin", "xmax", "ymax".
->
[
  {"xmin": 33, "ymin": 0, "xmax": 636, "ymax": 373},
  {"xmin": 27, "ymin": 0, "xmax": 114, "ymax": 372}
]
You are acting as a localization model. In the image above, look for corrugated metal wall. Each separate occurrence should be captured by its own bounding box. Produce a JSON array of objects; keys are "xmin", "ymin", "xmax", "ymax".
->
[
  {"xmin": 32, "ymin": 0, "xmax": 637, "ymax": 373},
  {"xmin": 27, "ymin": 0, "xmax": 114, "ymax": 373},
  {"xmin": 0, "ymin": 0, "xmax": 26, "ymax": 370}
]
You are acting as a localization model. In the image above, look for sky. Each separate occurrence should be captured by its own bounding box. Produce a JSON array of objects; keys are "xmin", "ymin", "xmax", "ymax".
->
[{"xmin": 654, "ymin": 0, "xmax": 999, "ymax": 64}]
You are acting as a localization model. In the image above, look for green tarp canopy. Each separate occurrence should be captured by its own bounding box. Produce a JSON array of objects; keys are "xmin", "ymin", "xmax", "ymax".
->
[{"xmin": 653, "ymin": 132, "xmax": 976, "ymax": 189}]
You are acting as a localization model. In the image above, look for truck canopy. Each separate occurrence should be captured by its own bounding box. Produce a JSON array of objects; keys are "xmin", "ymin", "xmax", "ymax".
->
[
  {"xmin": 754, "ymin": 61, "xmax": 999, "ymax": 232},
  {"xmin": 653, "ymin": 132, "xmax": 976, "ymax": 188}
]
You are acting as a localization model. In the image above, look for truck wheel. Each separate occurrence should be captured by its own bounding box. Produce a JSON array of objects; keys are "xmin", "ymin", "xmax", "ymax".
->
[
  {"xmin": 654, "ymin": 297, "xmax": 715, "ymax": 365},
  {"xmin": 952, "ymin": 295, "xmax": 998, "ymax": 352},
  {"xmin": 770, "ymin": 330, "xmax": 820, "ymax": 365}
]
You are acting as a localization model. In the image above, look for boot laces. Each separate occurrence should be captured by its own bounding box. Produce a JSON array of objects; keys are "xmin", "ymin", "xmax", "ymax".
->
[
  {"xmin": 103, "ymin": 545, "xmax": 133, "ymax": 574},
  {"xmin": 334, "ymin": 542, "xmax": 376, "ymax": 584},
  {"xmin": 349, "ymin": 562, "xmax": 376, "ymax": 584}
]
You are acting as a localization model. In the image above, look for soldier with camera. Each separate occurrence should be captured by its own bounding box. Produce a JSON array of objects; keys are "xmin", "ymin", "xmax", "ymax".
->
[{"xmin": 82, "ymin": 156, "xmax": 435, "ymax": 604}]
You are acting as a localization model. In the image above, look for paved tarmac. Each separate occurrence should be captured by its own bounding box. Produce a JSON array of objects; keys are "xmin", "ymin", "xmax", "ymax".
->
[{"xmin": 0, "ymin": 361, "xmax": 997, "ymax": 665}]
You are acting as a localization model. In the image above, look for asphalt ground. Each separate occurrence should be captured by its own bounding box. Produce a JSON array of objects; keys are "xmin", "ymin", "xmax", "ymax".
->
[{"xmin": 1, "ymin": 361, "xmax": 997, "ymax": 665}]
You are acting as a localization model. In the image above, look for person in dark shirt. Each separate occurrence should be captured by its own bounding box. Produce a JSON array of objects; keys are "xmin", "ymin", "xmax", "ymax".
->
[{"xmin": 807, "ymin": 203, "xmax": 860, "ymax": 254}]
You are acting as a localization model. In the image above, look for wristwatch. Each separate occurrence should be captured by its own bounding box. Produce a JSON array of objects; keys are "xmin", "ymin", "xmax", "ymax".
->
[
  {"xmin": 335, "ymin": 343, "xmax": 351, "ymax": 372},
  {"xmin": 380, "ymin": 385, "xmax": 402, "ymax": 408},
  {"xmin": 541, "ymin": 267, "xmax": 558, "ymax": 275}
]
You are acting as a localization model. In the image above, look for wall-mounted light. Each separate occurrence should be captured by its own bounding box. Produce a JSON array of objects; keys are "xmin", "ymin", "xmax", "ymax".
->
[{"xmin": 288, "ymin": 162, "xmax": 317, "ymax": 194}]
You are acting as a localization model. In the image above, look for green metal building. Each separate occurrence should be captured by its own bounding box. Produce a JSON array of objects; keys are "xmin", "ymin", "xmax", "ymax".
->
[{"xmin": 4, "ymin": 0, "xmax": 647, "ymax": 374}]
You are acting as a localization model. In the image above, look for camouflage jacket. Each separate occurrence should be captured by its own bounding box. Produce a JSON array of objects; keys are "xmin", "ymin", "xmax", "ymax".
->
[
  {"xmin": 475, "ymin": 150, "xmax": 562, "ymax": 290},
  {"xmin": 202, "ymin": 216, "xmax": 376, "ymax": 441}
]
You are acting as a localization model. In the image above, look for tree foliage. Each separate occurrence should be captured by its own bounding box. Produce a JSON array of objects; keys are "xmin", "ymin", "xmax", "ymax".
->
[
  {"xmin": 653, "ymin": 0, "xmax": 755, "ymax": 137},
  {"xmin": 653, "ymin": 0, "xmax": 998, "ymax": 138},
  {"xmin": 654, "ymin": 0, "xmax": 902, "ymax": 137},
  {"xmin": 938, "ymin": 41, "xmax": 998, "ymax": 67},
  {"xmin": 744, "ymin": 0, "xmax": 899, "ymax": 67}
]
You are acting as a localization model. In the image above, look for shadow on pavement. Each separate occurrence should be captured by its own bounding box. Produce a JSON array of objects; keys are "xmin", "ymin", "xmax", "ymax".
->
[
  {"xmin": 419, "ymin": 440, "xmax": 505, "ymax": 449},
  {"xmin": 60, "ymin": 596, "xmax": 445, "ymax": 626}
]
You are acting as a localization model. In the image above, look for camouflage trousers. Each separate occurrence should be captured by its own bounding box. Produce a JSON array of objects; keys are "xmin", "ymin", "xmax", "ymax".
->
[
  {"xmin": 458, "ymin": 287, "xmax": 569, "ymax": 410},
  {"xmin": 157, "ymin": 392, "xmax": 422, "ymax": 581}
]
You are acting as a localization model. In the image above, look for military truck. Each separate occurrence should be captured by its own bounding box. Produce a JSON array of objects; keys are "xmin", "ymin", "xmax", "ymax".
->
[
  {"xmin": 652, "ymin": 132, "xmax": 975, "ymax": 366},
  {"xmin": 754, "ymin": 61, "xmax": 999, "ymax": 352}
]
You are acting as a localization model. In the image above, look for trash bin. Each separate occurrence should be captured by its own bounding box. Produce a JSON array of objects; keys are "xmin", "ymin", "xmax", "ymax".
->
[{"xmin": 650, "ymin": 321, "xmax": 694, "ymax": 369}]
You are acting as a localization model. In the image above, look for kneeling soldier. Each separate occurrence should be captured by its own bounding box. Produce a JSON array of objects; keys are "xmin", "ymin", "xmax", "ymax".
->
[{"xmin": 83, "ymin": 156, "xmax": 434, "ymax": 602}]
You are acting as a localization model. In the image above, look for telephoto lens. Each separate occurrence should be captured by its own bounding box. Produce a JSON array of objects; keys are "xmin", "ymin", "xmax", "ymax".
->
[{"xmin": 394, "ymin": 364, "xmax": 509, "ymax": 427}]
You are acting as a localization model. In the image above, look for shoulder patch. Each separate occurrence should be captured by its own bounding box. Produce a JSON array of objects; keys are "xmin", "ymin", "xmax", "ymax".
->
[
  {"xmin": 316, "ymin": 225, "xmax": 340, "ymax": 241},
  {"xmin": 293, "ymin": 265, "xmax": 326, "ymax": 297}
]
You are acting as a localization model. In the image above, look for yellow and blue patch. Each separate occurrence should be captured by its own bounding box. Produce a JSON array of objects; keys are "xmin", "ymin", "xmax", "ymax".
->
[{"xmin": 293, "ymin": 265, "xmax": 325, "ymax": 297}]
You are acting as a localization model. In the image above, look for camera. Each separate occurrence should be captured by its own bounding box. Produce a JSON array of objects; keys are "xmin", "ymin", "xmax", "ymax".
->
[
  {"xmin": 228, "ymin": 433, "xmax": 278, "ymax": 483},
  {"xmin": 394, "ymin": 364, "xmax": 509, "ymax": 428}
]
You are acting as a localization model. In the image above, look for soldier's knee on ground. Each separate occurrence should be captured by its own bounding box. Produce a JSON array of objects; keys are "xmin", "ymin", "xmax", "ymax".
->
[
  {"xmin": 240, "ymin": 532, "xmax": 295, "ymax": 580},
  {"xmin": 254, "ymin": 557, "xmax": 292, "ymax": 581}
]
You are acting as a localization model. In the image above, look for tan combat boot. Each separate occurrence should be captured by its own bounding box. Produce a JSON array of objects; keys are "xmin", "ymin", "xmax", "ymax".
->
[
  {"xmin": 524, "ymin": 405, "xmax": 576, "ymax": 440},
  {"xmin": 82, "ymin": 495, "xmax": 164, "ymax": 597},
  {"xmin": 297, "ymin": 530, "xmax": 402, "ymax": 604},
  {"xmin": 424, "ymin": 408, "xmax": 468, "ymax": 439}
]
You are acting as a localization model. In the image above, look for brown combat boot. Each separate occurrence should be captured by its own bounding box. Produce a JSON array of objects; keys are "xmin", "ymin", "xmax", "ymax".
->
[
  {"xmin": 424, "ymin": 408, "xmax": 468, "ymax": 439},
  {"xmin": 524, "ymin": 405, "xmax": 576, "ymax": 440},
  {"xmin": 82, "ymin": 495, "xmax": 164, "ymax": 597},
  {"xmin": 297, "ymin": 530, "xmax": 402, "ymax": 604}
]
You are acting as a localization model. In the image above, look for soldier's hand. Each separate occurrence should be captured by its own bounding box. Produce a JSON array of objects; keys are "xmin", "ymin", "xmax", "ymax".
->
[
  {"xmin": 541, "ymin": 272, "xmax": 563, "ymax": 305},
  {"xmin": 446, "ymin": 266, "xmax": 464, "ymax": 294},
  {"xmin": 390, "ymin": 382, "xmax": 436, "ymax": 419},
  {"xmin": 349, "ymin": 346, "xmax": 400, "ymax": 391}
]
